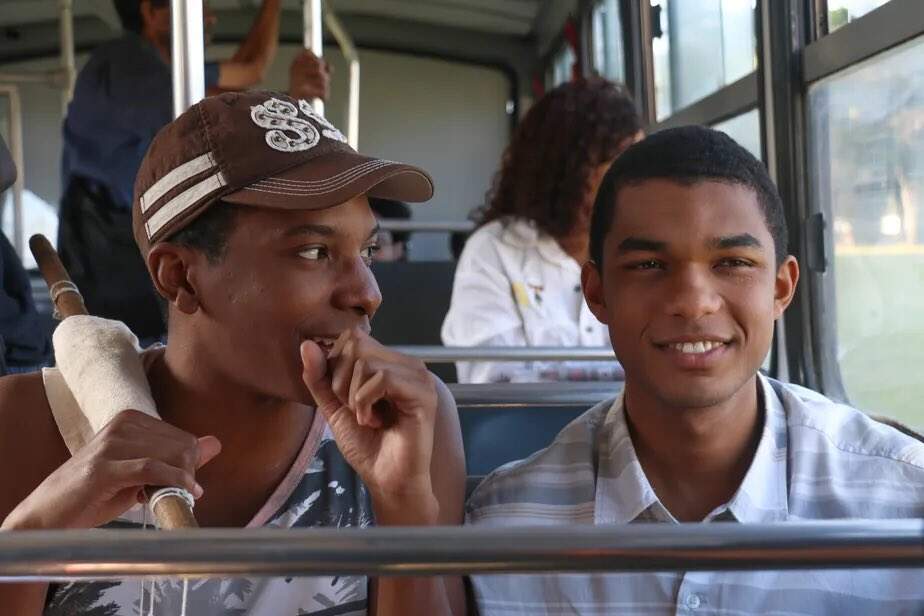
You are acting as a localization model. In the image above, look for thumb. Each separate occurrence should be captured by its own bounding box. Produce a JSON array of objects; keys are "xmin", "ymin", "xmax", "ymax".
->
[
  {"xmin": 196, "ymin": 435, "xmax": 222, "ymax": 468},
  {"xmin": 300, "ymin": 340, "xmax": 340, "ymax": 414}
]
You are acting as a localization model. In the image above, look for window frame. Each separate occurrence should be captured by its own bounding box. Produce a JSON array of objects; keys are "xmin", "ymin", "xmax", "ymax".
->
[{"xmin": 796, "ymin": 0, "xmax": 924, "ymax": 399}]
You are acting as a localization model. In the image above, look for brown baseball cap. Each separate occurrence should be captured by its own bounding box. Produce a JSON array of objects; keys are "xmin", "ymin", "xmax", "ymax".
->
[{"xmin": 132, "ymin": 90, "xmax": 434, "ymax": 254}]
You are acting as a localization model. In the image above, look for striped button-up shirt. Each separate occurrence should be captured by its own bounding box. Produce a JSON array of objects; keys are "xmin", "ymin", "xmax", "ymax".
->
[{"xmin": 466, "ymin": 375, "xmax": 924, "ymax": 615}]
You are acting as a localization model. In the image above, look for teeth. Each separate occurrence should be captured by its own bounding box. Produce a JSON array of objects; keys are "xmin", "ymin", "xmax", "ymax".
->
[{"xmin": 670, "ymin": 341, "xmax": 724, "ymax": 354}]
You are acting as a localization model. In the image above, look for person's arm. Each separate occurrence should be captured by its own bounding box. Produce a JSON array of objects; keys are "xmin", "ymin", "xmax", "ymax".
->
[
  {"xmin": 0, "ymin": 374, "xmax": 69, "ymax": 615},
  {"xmin": 0, "ymin": 374, "xmax": 219, "ymax": 614},
  {"xmin": 287, "ymin": 50, "xmax": 331, "ymax": 102},
  {"xmin": 300, "ymin": 330, "xmax": 466, "ymax": 616},
  {"xmin": 369, "ymin": 377, "xmax": 467, "ymax": 616},
  {"xmin": 215, "ymin": 0, "xmax": 281, "ymax": 90}
]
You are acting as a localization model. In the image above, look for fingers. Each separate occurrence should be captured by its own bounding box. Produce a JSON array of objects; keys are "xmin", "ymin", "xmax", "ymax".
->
[
  {"xmin": 91, "ymin": 410, "xmax": 220, "ymax": 495},
  {"xmin": 115, "ymin": 458, "xmax": 202, "ymax": 499},
  {"xmin": 196, "ymin": 436, "xmax": 222, "ymax": 468},
  {"xmin": 300, "ymin": 339, "xmax": 340, "ymax": 415}
]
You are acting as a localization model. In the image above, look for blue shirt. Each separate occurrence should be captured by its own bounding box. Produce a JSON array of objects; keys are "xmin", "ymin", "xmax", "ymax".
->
[
  {"xmin": 62, "ymin": 33, "xmax": 219, "ymax": 209},
  {"xmin": 467, "ymin": 375, "xmax": 924, "ymax": 615}
]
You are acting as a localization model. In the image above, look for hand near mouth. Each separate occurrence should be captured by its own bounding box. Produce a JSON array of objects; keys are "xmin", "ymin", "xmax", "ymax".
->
[{"xmin": 300, "ymin": 328, "xmax": 439, "ymax": 516}]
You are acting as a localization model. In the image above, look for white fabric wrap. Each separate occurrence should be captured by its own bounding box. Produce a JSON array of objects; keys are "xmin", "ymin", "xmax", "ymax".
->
[{"xmin": 49, "ymin": 315, "xmax": 159, "ymax": 453}]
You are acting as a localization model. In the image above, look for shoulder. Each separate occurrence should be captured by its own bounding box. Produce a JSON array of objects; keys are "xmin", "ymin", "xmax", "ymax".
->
[
  {"xmin": 0, "ymin": 372, "xmax": 69, "ymax": 521},
  {"xmin": 465, "ymin": 397, "xmax": 614, "ymax": 526},
  {"xmin": 771, "ymin": 378, "xmax": 924, "ymax": 517}
]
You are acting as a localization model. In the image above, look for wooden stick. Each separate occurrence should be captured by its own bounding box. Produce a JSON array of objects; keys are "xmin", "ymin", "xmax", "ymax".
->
[{"xmin": 29, "ymin": 234, "xmax": 198, "ymax": 530}]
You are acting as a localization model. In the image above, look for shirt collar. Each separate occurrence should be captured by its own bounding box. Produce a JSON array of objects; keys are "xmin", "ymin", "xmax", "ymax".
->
[
  {"xmin": 498, "ymin": 218, "xmax": 578, "ymax": 270},
  {"xmin": 593, "ymin": 375, "xmax": 790, "ymax": 525}
]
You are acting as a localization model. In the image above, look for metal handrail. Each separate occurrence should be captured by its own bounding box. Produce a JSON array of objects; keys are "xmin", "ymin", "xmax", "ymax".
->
[
  {"xmin": 378, "ymin": 220, "xmax": 477, "ymax": 233},
  {"xmin": 304, "ymin": 0, "xmax": 324, "ymax": 116},
  {"xmin": 0, "ymin": 0, "xmax": 76, "ymax": 257},
  {"xmin": 323, "ymin": 0, "xmax": 360, "ymax": 149},
  {"xmin": 449, "ymin": 381, "xmax": 620, "ymax": 408},
  {"xmin": 0, "ymin": 85, "xmax": 23, "ymax": 256},
  {"xmin": 0, "ymin": 522, "xmax": 921, "ymax": 580},
  {"xmin": 395, "ymin": 346, "xmax": 616, "ymax": 363},
  {"xmin": 171, "ymin": 0, "xmax": 206, "ymax": 117}
]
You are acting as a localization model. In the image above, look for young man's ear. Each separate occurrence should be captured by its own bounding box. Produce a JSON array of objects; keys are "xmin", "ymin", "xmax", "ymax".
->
[
  {"xmin": 147, "ymin": 244, "xmax": 200, "ymax": 315},
  {"xmin": 582, "ymin": 260, "xmax": 610, "ymax": 326},
  {"xmin": 773, "ymin": 255, "xmax": 800, "ymax": 320}
]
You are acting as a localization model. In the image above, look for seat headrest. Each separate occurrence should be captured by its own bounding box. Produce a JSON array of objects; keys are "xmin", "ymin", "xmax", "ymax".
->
[{"xmin": 0, "ymin": 135, "xmax": 16, "ymax": 194}]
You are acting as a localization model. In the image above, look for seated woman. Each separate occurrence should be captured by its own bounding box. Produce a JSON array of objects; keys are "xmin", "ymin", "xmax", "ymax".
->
[{"xmin": 441, "ymin": 79, "xmax": 642, "ymax": 383}]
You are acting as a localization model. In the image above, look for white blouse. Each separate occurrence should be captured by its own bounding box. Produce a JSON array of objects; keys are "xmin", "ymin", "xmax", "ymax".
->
[{"xmin": 441, "ymin": 218, "xmax": 622, "ymax": 383}]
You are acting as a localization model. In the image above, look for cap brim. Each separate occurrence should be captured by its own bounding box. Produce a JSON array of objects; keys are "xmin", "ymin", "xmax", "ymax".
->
[{"xmin": 222, "ymin": 151, "xmax": 433, "ymax": 211}]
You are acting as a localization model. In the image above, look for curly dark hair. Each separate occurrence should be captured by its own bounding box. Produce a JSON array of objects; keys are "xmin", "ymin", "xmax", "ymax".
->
[{"xmin": 477, "ymin": 78, "xmax": 641, "ymax": 239}]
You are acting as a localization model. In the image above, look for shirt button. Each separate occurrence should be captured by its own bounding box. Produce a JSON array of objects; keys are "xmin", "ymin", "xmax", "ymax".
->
[
  {"xmin": 686, "ymin": 594, "xmax": 702, "ymax": 610},
  {"xmin": 584, "ymin": 326, "xmax": 593, "ymax": 333}
]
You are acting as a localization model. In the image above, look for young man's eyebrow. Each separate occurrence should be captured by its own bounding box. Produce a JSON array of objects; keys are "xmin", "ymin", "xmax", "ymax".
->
[
  {"xmin": 283, "ymin": 223, "xmax": 381, "ymax": 240},
  {"xmin": 617, "ymin": 237, "xmax": 667, "ymax": 252},
  {"xmin": 284, "ymin": 223, "xmax": 336, "ymax": 238},
  {"xmin": 711, "ymin": 233, "xmax": 762, "ymax": 250}
]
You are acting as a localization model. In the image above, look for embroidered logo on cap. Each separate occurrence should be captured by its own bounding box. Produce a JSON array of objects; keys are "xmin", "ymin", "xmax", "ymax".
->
[
  {"xmin": 298, "ymin": 100, "xmax": 348, "ymax": 144},
  {"xmin": 250, "ymin": 97, "xmax": 347, "ymax": 153}
]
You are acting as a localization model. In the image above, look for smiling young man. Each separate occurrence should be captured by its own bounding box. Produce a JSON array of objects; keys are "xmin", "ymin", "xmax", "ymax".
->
[
  {"xmin": 0, "ymin": 91, "xmax": 464, "ymax": 615},
  {"xmin": 466, "ymin": 126, "xmax": 924, "ymax": 615}
]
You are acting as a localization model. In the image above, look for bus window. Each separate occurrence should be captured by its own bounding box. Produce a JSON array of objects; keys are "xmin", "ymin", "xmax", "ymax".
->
[
  {"xmin": 548, "ymin": 43, "xmax": 576, "ymax": 88},
  {"xmin": 651, "ymin": 0, "xmax": 757, "ymax": 121},
  {"xmin": 828, "ymin": 0, "xmax": 893, "ymax": 32},
  {"xmin": 808, "ymin": 34, "xmax": 924, "ymax": 428},
  {"xmin": 712, "ymin": 108, "xmax": 761, "ymax": 159},
  {"xmin": 590, "ymin": 0, "xmax": 625, "ymax": 83}
]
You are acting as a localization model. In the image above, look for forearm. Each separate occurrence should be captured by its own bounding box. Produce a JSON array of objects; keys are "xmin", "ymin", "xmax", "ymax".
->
[
  {"xmin": 1, "ymin": 516, "xmax": 50, "ymax": 615},
  {"xmin": 233, "ymin": 0, "xmax": 280, "ymax": 66},
  {"xmin": 371, "ymin": 493, "xmax": 462, "ymax": 616},
  {"xmin": 0, "ymin": 583, "xmax": 48, "ymax": 615}
]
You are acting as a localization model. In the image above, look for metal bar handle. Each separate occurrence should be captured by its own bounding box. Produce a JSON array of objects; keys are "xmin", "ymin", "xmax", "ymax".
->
[
  {"xmin": 171, "ymin": 0, "xmax": 206, "ymax": 118},
  {"xmin": 394, "ymin": 346, "xmax": 616, "ymax": 363},
  {"xmin": 378, "ymin": 220, "xmax": 477, "ymax": 233},
  {"xmin": 0, "ymin": 522, "xmax": 921, "ymax": 580}
]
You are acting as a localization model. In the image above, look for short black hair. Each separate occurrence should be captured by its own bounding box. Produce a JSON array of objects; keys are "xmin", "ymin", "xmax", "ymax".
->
[
  {"xmin": 113, "ymin": 0, "xmax": 167, "ymax": 34},
  {"xmin": 589, "ymin": 125, "xmax": 788, "ymax": 267},
  {"xmin": 168, "ymin": 201, "xmax": 241, "ymax": 263}
]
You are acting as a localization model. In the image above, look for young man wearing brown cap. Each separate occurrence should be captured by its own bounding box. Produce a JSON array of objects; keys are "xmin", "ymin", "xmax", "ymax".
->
[{"xmin": 0, "ymin": 91, "xmax": 465, "ymax": 615}]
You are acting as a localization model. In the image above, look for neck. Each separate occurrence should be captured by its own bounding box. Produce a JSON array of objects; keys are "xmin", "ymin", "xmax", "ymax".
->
[
  {"xmin": 142, "ymin": 29, "xmax": 171, "ymax": 65},
  {"xmin": 153, "ymin": 342, "xmax": 313, "ymax": 449},
  {"xmin": 624, "ymin": 376, "xmax": 763, "ymax": 522}
]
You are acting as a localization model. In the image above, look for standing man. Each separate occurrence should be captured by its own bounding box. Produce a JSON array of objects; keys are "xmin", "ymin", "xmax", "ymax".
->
[
  {"xmin": 59, "ymin": 0, "xmax": 331, "ymax": 340},
  {"xmin": 466, "ymin": 126, "xmax": 924, "ymax": 615}
]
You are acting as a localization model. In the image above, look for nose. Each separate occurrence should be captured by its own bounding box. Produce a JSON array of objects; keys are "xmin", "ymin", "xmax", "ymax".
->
[
  {"xmin": 332, "ymin": 256, "xmax": 382, "ymax": 319},
  {"xmin": 663, "ymin": 264, "xmax": 722, "ymax": 321}
]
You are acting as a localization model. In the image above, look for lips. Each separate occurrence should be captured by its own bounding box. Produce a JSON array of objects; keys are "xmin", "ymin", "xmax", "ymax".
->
[{"xmin": 653, "ymin": 336, "xmax": 733, "ymax": 369}]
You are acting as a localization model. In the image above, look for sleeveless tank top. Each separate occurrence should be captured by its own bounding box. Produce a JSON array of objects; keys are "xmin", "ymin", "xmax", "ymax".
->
[{"xmin": 40, "ymin": 349, "xmax": 374, "ymax": 616}]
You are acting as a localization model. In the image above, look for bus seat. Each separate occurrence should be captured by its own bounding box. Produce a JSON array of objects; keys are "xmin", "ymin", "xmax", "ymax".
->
[
  {"xmin": 459, "ymin": 405, "xmax": 589, "ymax": 475},
  {"xmin": 452, "ymin": 382, "xmax": 620, "ymax": 476},
  {"xmin": 371, "ymin": 260, "xmax": 457, "ymax": 382}
]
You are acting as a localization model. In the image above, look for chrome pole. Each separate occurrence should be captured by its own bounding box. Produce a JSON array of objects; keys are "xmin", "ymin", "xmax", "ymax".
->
[
  {"xmin": 0, "ymin": 522, "xmax": 921, "ymax": 580},
  {"xmin": 323, "ymin": 0, "xmax": 359, "ymax": 148},
  {"xmin": 58, "ymin": 0, "xmax": 76, "ymax": 115},
  {"xmin": 304, "ymin": 0, "xmax": 324, "ymax": 116},
  {"xmin": 171, "ymin": 0, "xmax": 206, "ymax": 118},
  {"xmin": 393, "ymin": 346, "xmax": 617, "ymax": 363},
  {"xmin": 0, "ymin": 85, "xmax": 24, "ymax": 257}
]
